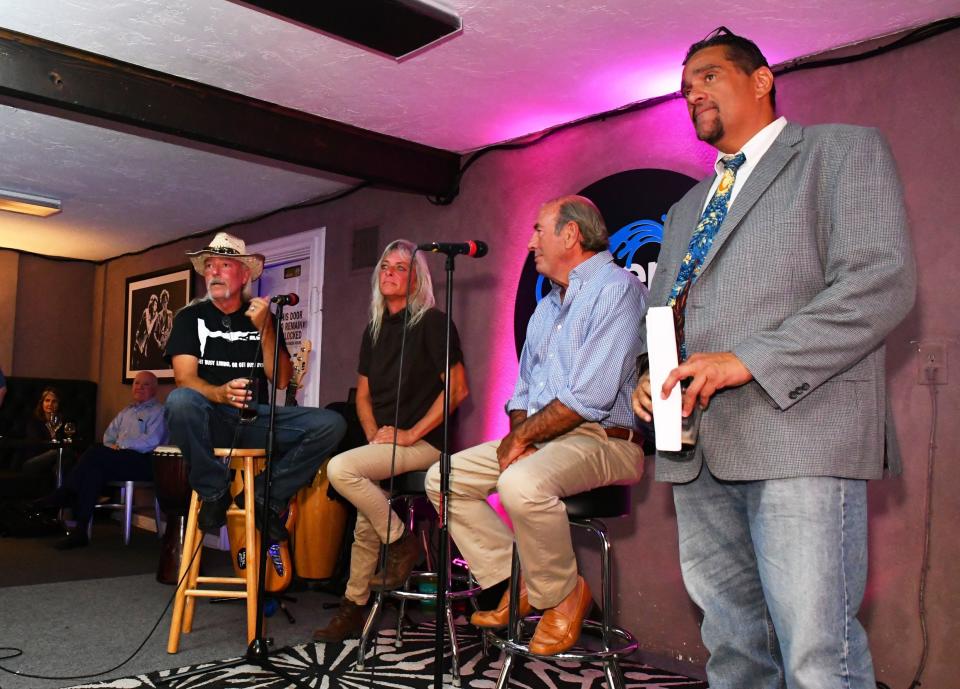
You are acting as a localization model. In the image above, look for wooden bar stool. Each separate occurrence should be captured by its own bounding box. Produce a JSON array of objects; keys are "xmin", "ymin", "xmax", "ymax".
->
[{"xmin": 166, "ymin": 448, "xmax": 266, "ymax": 654}]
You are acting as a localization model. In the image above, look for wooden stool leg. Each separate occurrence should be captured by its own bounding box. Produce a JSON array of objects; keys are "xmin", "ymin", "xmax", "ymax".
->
[
  {"xmin": 167, "ymin": 491, "xmax": 201, "ymax": 653},
  {"xmin": 243, "ymin": 457, "xmax": 259, "ymax": 645},
  {"xmin": 182, "ymin": 512, "xmax": 204, "ymax": 634}
]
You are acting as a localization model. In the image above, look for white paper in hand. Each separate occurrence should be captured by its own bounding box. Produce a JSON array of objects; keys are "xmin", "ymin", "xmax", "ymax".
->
[{"xmin": 646, "ymin": 306, "xmax": 682, "ymax": 451}]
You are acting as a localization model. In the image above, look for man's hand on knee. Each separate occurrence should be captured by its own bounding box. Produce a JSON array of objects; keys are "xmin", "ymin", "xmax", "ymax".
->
[{"xmin": 496, "ymin": 431, "xmax": 535, "ymax": 472}]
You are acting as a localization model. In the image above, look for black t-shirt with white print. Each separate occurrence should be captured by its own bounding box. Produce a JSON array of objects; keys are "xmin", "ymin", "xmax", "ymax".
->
[{"xmin": 165, "ymin": 299, "xmax": 283, "ymax": 403}]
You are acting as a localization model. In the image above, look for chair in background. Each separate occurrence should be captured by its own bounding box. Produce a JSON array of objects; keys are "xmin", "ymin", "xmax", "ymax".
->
[{"xmin": 89, "ymin": 479, "xmax": 162, "ymax": 545}]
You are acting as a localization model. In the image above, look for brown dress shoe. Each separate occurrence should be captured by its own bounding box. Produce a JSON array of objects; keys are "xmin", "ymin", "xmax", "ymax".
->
[
  {"xmin": 528, "ymin": 576, "xmax": 592, "ymax": 655},
  {"xmin": 470, "ymin": 582, "xmax": 532, "ymax": 629},
  {"xmin": 369, "ymin": 529, "xmax": 422, "ymax": 591},
  {"xmin": 312, "ymin": 598, "xmax": 365, "ymax": 642}
]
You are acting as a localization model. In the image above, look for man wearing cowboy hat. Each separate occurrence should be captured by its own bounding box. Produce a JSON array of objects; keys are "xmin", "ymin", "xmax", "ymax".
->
[{"xmin": 164, "ymin": 232, "xmax": 346, "ymax": 538}]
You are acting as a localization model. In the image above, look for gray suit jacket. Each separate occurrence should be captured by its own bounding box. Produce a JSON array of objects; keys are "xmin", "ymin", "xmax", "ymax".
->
[{"xmin": 649, "ymin": 122, "xmax": 916, "ymax": 483}]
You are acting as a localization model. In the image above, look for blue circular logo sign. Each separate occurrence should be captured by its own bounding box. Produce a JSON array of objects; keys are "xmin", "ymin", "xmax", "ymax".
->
[{"xmin": 513, "ymin": 168, "xmax": 697, "ymax": 357}]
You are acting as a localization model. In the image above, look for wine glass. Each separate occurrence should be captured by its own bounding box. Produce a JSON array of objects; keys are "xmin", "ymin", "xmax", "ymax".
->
[
  {"xmin": 63, "ymin": 422, "xmax": 77, "ymax": 444},
  {"xmin": 46, "ymin": 413, "xmax": 63, "ymax": 441}
]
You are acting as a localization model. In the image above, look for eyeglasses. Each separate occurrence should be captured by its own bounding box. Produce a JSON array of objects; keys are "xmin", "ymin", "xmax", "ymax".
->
[{"xmin": 702, "ymin": 26, "xmax": 735, "ymax": 41}]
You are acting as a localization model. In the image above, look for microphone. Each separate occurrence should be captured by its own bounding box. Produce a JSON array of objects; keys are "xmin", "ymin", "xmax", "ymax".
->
[
  {"xmin": 417, "ymin": 240, "xmax": 488, "ymax": 258},
  {"xmin": 270, "ymin": 293, "xmax": 300, "ymax": 306}
]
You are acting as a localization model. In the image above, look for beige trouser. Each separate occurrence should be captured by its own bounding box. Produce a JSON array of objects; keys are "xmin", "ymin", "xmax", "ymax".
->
[
  {"xmin": 425, "ymin": 423, "xmax": 643, "ymax": 609},
  {"xmin": 327, "ymin": 440, "xmax": 440, "ymax": 605}
]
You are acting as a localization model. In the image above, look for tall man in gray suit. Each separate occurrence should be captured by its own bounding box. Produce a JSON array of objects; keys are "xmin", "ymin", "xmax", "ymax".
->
[{"xmin": 633, "ymin": 29, "xmax": 915, "ymax": 689}]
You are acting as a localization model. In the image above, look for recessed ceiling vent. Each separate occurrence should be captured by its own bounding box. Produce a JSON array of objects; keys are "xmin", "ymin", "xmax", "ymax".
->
[{"xmin": 232, "ymin": 0, "xmax": 462, "ymax": 60}]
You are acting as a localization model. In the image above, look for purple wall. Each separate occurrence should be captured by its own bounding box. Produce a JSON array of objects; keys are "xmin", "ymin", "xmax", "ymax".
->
[{"xmin": 11, "ymin": 28, "xmax": 958, "ymax": 687}]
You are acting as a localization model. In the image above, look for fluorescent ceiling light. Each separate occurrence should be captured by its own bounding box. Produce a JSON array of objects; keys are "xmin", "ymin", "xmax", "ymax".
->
[{"xmin": 0, "ymin": 189, "xmax": 62, "ymax": 217}]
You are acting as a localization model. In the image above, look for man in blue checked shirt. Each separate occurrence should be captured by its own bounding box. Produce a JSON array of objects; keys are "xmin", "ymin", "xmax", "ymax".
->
[
  {"xmin": 38, "ymin": 371, "xmax": 167, "ymax": 549},
  {"xmin": 426, "ymin": 195, "xmax": 648, "ymax": 656}
]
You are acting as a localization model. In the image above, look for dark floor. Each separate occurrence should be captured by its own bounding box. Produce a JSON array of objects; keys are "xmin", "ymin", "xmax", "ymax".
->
[{"xmin": 0, "ymin": 516, "xmax": 237, "ymax": 588}]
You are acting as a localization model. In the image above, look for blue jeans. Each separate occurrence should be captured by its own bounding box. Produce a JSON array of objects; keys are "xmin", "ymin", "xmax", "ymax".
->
[
  {"xmin": 164, "ymin": 387, "xmax": 346, "ymax": 509},
  {"xmin": 673, "ymin": 468, "xmax": 875, "ymax": 689},
  {"xmin": 61, "ymin": 445, "xmax": 152, "ymax": 526}
]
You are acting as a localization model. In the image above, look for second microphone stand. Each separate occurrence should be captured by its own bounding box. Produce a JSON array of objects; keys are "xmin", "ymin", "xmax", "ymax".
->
[{"xmin": 433, "ymin": 251, "xmax": 457, "ymax": 689}]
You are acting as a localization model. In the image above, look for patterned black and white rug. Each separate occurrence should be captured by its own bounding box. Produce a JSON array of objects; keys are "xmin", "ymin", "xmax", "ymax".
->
[{"xmin": 65, "ymin": 623, "xmax": 706, "ymax": 689}]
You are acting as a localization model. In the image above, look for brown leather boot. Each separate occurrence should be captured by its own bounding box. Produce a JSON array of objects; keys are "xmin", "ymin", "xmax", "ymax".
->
[
  {"xmin": 369, "ymin": 529, "xmax": 422, "ymax": 591},
  {"xmin": 470, "ymin": 581, "xmax": 531, "ymax": 629},
  {"xmin": 528, "ymin": 576, "xmax": 592, "ymax": 655},
  {"xmin": 312, "ymin": 598, "xmax": 365, "ymax": 642}
]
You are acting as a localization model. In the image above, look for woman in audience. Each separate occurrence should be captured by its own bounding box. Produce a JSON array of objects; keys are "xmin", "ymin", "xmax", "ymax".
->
[{"xmin": 19, "ymin": 387, "xmax": 74, "ymax": 481}]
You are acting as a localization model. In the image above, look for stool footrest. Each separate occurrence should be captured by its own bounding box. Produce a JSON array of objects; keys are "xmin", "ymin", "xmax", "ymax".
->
[
  {"xmin": 486, "ymin": 618, "xmax": 638, "ymax": 661},
  {"xmin": 185, "ymin": 589, "xmax": 249, "ymax": 599},
  {"xmin": 195, "ymin": 575, "xmax": 247, "ymax": 585},
  {"xmin": 384, "ymin": 570, "xmax": 481, "ymax": 602}
]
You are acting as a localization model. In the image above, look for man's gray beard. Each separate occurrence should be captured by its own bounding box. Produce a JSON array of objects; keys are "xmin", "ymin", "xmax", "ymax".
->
[{"xmin": 207, "ymin": 281, "xmax": 232, "ymax": 299}]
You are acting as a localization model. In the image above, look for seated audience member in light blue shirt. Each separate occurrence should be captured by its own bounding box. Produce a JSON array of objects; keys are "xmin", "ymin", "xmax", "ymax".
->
[{"xmin": 39, "ymin": 371, "xmax": 166, "ymax": 549}]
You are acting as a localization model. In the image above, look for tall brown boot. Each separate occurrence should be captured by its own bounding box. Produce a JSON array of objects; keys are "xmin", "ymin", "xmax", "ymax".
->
[
  {"xmin": 369, "ymin": 529, "xmax": 422, "ymax": 592},
  {"xmin": 312, "ymin": 598, "xmax": 365, "ymax": 642}
]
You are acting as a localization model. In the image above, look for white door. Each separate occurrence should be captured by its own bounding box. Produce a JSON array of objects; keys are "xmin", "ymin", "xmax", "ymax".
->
[{"xmin": 249, "ymin": 229, "xmax": 325, "ymax": 408}]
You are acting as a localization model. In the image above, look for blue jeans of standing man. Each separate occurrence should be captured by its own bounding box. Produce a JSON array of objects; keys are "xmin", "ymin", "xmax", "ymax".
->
[
  {"xmin": 165, "ymin": 387, "xmax": 346, "ymax": 510},
  {"xmin": 673, "ymin": 468, "xmax": 875, "ymax": 689}
]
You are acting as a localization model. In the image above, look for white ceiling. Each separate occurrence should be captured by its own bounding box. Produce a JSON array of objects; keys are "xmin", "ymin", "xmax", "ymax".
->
[{"xmin": 0, "ymin": 0, "xmax": 956, "ymax": 261}]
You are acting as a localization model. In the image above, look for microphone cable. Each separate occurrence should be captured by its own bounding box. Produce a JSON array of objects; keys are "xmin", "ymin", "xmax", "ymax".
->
[
  {"xmin": 0, "ymin": 537, "xmax": 204, "ymax": 684},
  {"xmin": 0, "ymin": 304, "xmax": 268, "ymax": 686}
]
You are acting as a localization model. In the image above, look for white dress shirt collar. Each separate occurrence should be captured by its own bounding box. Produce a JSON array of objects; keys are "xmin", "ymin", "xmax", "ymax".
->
[{"xmin": 705, "ymin": 116, "xmax": 788, "ymax": 210}]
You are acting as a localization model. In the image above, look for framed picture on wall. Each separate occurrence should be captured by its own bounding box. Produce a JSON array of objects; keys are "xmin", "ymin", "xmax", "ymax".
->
[{"xmin": 123, "ymin": 265, "xmax": 193, "ymax": 383}]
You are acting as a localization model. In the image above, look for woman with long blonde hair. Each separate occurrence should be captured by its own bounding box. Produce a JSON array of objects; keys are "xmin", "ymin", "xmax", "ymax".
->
[{"xmin": 313, "ymin": 239, "xmax": 469, "ymax": 641}]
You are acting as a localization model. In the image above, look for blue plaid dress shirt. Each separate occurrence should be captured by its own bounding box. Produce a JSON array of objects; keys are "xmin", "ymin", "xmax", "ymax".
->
[{"xmin": 507, "ymin": 251, "xmax": 648, "ymax": 429}]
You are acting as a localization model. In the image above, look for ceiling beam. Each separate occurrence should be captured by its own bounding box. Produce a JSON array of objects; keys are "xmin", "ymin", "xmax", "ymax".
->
[{"xmin": 0, "ymin": 26, "xmax": 460, "ymax": 196}]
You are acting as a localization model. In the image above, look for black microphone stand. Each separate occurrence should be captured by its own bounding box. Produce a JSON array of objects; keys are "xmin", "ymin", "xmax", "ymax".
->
[
  {"xmin": 434, "ymin": 251, "xmax": 456, "ymax": 689},
  {"xmin": 243, "ymin": 301, "xmax": 313, "ymax": 689}
]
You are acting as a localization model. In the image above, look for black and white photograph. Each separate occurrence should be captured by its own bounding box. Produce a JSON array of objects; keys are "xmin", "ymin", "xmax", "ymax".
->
[{"xmin": 123, "ymin": 266, "xmax": 192, "ymax": 382}]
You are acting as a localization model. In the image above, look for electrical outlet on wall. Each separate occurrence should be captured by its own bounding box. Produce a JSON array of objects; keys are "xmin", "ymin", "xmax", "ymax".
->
[{"xmin": 916, "ymin": 341, "xmax": 948, "ymax": 385}]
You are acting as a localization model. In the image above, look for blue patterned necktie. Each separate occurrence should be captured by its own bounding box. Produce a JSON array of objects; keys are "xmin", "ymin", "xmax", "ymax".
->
[{"xmin": 667, "ymin": 152, "xmax": 746, "ymax": 361}]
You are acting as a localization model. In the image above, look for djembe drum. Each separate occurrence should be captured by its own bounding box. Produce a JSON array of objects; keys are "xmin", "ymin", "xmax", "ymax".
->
[{"xmin": 151, "ymin": 445, "xmax": 191, "ymax": 585}]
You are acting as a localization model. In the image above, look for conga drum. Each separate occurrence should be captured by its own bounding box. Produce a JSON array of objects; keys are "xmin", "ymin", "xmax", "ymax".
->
[
  {"xmin": 226, "ymin": 468, "xmax": 296, "ymax": 594},
  {"xmin": 293, "ymin": 461, "xmax": 348, "ymax": 580},
  {"xmin": 151, "ymin": 445, "xmax": 191, "ymax": 585}
]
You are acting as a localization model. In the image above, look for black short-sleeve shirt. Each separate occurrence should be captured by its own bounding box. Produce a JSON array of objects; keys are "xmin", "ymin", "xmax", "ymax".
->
[
  {"xmin": 164, "ymin": 299, "xmax": 283, "ymax": 403},
  {"xmin": 358, "ymin": 308, "xmax": 462, "ymax": 449}
]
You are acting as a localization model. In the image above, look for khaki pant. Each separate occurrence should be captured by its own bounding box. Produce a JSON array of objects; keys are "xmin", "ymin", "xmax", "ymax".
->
[
  {"xmin": 327, "ymin": 440, "xmax": 440, "ymax": 606},
  {"xmin": 425, "ymin": 423, "xmax": 643, "ymax": 609}
]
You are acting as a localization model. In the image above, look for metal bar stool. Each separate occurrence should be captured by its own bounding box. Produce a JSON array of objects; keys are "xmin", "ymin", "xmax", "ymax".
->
[
  {"xmin": 90, "ymin": 480, "xmax": 162, "ymax": 544},
  {"xmin": 488, "ymin": 484, "xmax": 637, "ymax": 689},
  {"xmin": 356, "ymin": 470, "xmax": 482, "ymax": 686},
  {"xmin": 166, "ymin": 448, "xmax": 265, "ymax": 653}
]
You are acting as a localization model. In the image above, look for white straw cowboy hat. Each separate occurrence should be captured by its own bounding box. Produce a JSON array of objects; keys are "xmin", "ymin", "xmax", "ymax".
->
[{"xmin": 186, "ymin": 232, "xmax": 265, "ymax": 280}]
